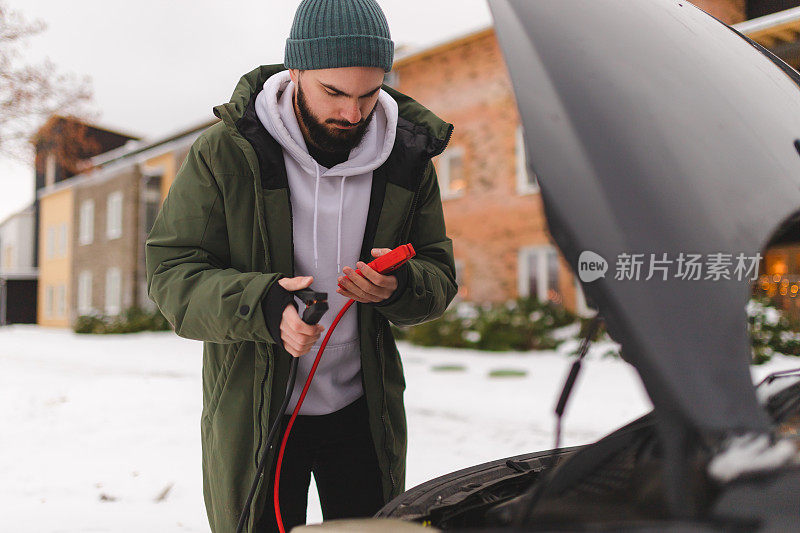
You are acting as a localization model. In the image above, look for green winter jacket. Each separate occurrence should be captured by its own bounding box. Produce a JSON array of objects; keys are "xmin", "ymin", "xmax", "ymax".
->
[{"xmin": 145, "ymin": 64, "xmax": 456, "ymax": 533}]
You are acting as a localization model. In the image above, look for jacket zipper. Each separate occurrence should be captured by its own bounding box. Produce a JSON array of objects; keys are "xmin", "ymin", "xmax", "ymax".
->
[
  {"xmin": 399, "ymin": 169, "xmax": 424, "ymax": 245},
  {"xmin": 254, "ymin": 354, "xmax": 270, "ymax": 469},
  {"xmin": 376, "ymin": 321, "xmax": 397, "ymax": 494},
  {"xmin": 254, "ymin": 191, "xmax": 294, "ymax": 470},
  {"xmin": 399, "ymin": 126, "xmax": 452, "ymax": 245}
]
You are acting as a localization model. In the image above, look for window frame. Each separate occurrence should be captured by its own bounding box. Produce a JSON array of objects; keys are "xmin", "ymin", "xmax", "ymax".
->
[
  {"xmin": 79, "ymin": 199, "xmax": 94, "ymax": 246},
  {"xmin": 435, "ymin": 146, "xmax": 466, "ymax": 200},
  {"xmin": 45, "ymin": 285, "xmax": 54, "ymax": 318},
  {"xmin": 518, "ymin": 244, "xmax": 561, "ymax": 303},
  {"xmin": 77, "ymin": 270, "xmax": 93, "ymax": 316},
  {"xmin": 105, "ymin": 267, "xmax": 121, "ymax": 316},
  {"xmin": 574, "ymin": 277, "xmax": 598, "ymax": 318},
  {"xmin": 46, "ymin": 227, "xmax": 55, "ymax": 259},
  {"xmin": 106, "ymin": 191, "xmax": 123, "ymax": 240},
  {"xmin": 56, "ymin": 284, "xmax": 66, "ymax": 318}
]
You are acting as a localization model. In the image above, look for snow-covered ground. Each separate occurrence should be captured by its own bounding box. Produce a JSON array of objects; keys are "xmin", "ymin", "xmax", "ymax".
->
[{"xmin": 1, "ymin": 324, "xmax": 798, "ymax": 532}]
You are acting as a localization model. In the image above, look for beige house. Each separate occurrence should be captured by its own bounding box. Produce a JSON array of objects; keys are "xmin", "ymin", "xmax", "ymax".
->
[{"xmin": 36, "ymin": 118, "xmax": 216, "ymax": 327}]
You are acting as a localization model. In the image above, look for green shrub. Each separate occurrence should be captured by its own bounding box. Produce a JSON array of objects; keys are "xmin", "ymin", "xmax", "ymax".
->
[
  {"xmin": 748, "ymin": 296, "xmax": 800, "ymax": 364},
  {"xmin": 398, "ymin": 297, "xmax": 578, "ymax": 351},
  {"xmin": 73, "ymin": 306, "xmax": 172, "ymax": 334},
  {"xmin": 488, "ymin": 369, "xmax": 527, "ymax": 378},
  {"xmin": 431, "ymin": 364, "xmax": 467, "ymax": 372},
  {"xmin": 390, "ymin": 294, "xmax": 800, "ymax": 366},
  {"xmin": 73, "ymin": 313, "xmax": 106, "ymax": 334}
]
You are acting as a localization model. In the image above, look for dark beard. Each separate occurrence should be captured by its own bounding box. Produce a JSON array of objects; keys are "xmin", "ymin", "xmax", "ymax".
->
[{"xmin": 295, "ymin": 79, "xmax": 377, "ymax": 154}]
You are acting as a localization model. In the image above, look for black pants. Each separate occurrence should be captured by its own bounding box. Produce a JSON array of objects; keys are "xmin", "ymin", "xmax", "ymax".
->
[{"xmin": 255, "ymin": 394, "xmax": 385, "ymax": 532}]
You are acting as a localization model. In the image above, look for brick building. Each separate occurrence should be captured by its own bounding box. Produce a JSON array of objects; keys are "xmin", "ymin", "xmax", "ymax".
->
[{"xmin": 389, "ymin": 0, "xmax": 800, "ymax": 314}]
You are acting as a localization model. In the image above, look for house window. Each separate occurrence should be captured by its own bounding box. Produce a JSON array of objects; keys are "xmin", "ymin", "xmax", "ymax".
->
[
  {"xmin": 45, "ymin": 152, "xmax": 56, "ymax": 187},
  {"xmin": 56, "ymin": 284, "xmax": 66, "ymax": 317},
  {"xmin": 518, "ymin": 245, "xmax": 562, "ymax": 305},
  {"xmin": 574, "ymin": 278, "xmax": 597, "ymax": 318},
  {"xmin": 2, "ymin": 245, "xmax": 14, "ymax": 270},
  {"xmin": 142, "ymin": 177, "xmax": 162, "ymax": 236},
  {"xmin": 57, "ymin": 223, "xmax": 67, "ymax": 257},
  {"xmin": 77, "ymin": 270, "xmax": 93, "ymax": 315},
  {"xmin": 46, "ymin": 227, "xmax": 55, "ymax": 259},
  {"xmin": 516, "ymin": 125, "xmax": 540, "ymax": 195},
  {"xmin": 435, "ymin": 147, "xmax": 466, "ymax": 200},
  {"xmin": 79, "ymin": 199, "xmax": 94, "ymax": 245},
  {"xmin": 105, "ymin": 267, "xmax": 121, "ymax": 316},
  {"xmin": 45, "ymin": 285, "xmax": 54, "ymax": 318},
  {"xmin": 107, "ymin": 191, "xmax": 123, "ymax": 240}
]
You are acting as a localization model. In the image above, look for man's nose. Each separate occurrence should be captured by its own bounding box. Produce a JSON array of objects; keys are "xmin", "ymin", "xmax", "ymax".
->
[{"xmin": 340, "ymin": 100, "xmax": 362, "ymax": 124}]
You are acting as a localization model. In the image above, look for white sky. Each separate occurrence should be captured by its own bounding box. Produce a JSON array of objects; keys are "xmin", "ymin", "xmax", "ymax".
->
[{"xmin": 0, "ymin": 0, "xmax": 493, "ymax": 222}]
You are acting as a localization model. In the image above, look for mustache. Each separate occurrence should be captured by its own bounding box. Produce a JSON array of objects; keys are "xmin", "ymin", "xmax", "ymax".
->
[{"xmin": 325, "ymin": 118, "xmax": 362, "ymax": 127}]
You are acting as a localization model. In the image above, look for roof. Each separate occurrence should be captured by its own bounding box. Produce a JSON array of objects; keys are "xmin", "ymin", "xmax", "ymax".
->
[
  {"xmin": 0, "ymin": 203, "xmax": 35, "ymax": 228},
  {"xmin": 89, "ymin": 117, "xmax": 218, "ymax": 167},
  {"xmin": 32, "ymin": 114, "xmax": 142, "ymax": 144},
  {"xmin": 36, "ymin": 117, "xmax": 218, "ymax": 200},
  {"xmin": 392, "ymin": 26, "xmax": 494, "ymax": 68}
]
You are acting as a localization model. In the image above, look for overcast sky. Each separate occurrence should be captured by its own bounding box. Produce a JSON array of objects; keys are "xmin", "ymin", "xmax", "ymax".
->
[{"xmin": 0, "ymin": 0, "xmax": 493, "ymax": 222}]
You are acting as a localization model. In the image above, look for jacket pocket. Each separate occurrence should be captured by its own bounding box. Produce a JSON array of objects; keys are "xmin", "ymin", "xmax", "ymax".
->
[{"xmin": 204, "ymin": 342, "xmax": 244, "ymax": 422}]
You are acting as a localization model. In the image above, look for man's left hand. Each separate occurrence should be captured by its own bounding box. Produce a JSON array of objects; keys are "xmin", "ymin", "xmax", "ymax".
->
[{"xmin": 337, "ymin": 248, "xmax": 398, "ymax": 303}]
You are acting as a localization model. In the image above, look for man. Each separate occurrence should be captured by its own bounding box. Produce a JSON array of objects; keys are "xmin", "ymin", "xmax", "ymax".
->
[{"xmin": 145, "ymin": 0, "xmax": 457, "ymax": 531}]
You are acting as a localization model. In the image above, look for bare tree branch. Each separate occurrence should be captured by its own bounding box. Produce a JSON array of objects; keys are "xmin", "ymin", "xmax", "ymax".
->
[{"xmin": 0, "ymin": 1, "xmax": 97, "ymax": 165}]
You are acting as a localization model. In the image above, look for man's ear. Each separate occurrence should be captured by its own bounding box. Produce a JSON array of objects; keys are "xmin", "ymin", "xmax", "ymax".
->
[{"xmin": 288, "ymin": 68, "xmax": 300, "ymax": 85}]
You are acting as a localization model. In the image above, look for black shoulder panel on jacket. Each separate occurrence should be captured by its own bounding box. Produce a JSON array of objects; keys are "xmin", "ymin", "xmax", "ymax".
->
[
  {"xmin": 235, "ymin": 92, "xmax": 289, "ymax": 191},
  {"xmin": 383, "ymin": 116, "xmax": 434, "ymax": 193}
]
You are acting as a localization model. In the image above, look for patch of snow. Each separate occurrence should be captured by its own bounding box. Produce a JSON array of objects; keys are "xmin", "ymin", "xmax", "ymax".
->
[
  {"xmin": 462, "ymin": 330, "xmax": 481, "ymax": 343},
  {"xmin": 746, "ymin": 299, "xmax": 781, "ymax": 326},
  {"xmin": 1, "ymin": 325, "xmax": 798, "ymax": 531},
  {"xmin": 453, "ymin": 302, "xmax": 478, "ymax": 320},
  {"xmin": 550, "ymin": 322, "xmax": 580, "ymax": 341},
  {"xmin": 708, "ymin": 433, "xmax": 797, "ymax": 483}
]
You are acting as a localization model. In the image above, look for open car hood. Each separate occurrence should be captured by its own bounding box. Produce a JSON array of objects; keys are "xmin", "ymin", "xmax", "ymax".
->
[{"xmin": 489, "ymin": 0, "xmax": 800, "ymax": 435}]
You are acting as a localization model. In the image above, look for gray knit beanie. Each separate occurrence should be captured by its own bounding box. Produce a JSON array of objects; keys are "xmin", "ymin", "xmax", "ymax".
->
[{"xmin": 285, "ymin": 0, "xmax": 394, "ymax": 72}]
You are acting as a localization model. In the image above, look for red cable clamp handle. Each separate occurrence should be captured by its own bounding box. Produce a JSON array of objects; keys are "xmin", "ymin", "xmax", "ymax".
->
[{"xmin": 357, "ymin": 243, "xmax": 416, "ymax": 275}]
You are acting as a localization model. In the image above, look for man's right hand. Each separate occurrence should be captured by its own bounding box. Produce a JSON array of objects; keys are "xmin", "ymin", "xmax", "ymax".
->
[{"xmin": 277, "ymin": 276, "xmax": 325, "ymax": 358}]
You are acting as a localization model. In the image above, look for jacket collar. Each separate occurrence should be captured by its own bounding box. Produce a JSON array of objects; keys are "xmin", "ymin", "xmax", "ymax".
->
[{"xmin": 213, "ymin": 64, "xmax": 453, "ymax": 159}]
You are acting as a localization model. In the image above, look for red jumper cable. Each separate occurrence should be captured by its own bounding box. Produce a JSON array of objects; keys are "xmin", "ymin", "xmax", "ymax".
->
[{"xmin": 236, "ymin": 244, "xmax": 415, "ymax": 533}]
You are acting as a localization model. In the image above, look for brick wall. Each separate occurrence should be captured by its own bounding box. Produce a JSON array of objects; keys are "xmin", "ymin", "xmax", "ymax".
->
[
  {"xmin": 72, "ymin": 168, "xmax": 142, "ymax": 324},
  {"xmin": 693, "ymin": 0, "xmax": 746, "ymax": 23},
  {"xmin": 394, "ymin": 31, "xmax": 581, "ymax": 308},
  {"xmin": 391, "ymin": 0, "xmax": 748, "ymax": 311}
]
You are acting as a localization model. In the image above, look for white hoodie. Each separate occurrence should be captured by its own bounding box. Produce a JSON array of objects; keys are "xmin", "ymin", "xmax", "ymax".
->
[{"xmin": 256, "ymin": 70, "xmax": 399, "ymax": 415}]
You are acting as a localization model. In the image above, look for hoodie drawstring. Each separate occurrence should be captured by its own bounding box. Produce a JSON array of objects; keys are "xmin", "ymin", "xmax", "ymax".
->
[
  {"xmin": 312, "ymin": 163, "xmax": 347, "ymax": 276},
  {"xmin": 336, "ymin": 175, "xmax": 348, "ymax": 274},
  {"xmin": 312, "ymin": 162, "xmax": 321, "ymax": 270}
]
